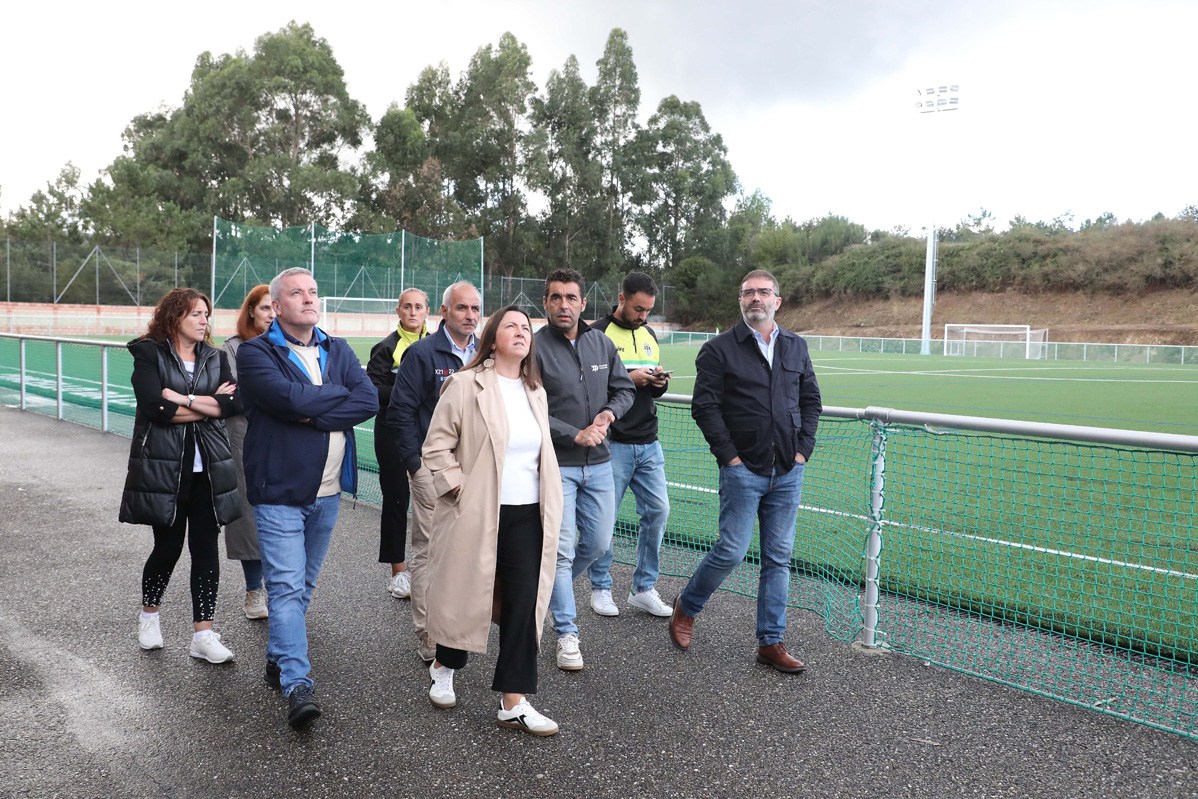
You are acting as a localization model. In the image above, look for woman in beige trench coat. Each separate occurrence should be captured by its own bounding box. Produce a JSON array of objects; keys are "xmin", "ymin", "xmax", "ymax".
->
[{"xmin": 422, "ymin": 305, "xmax": 564, "ymax": 736}]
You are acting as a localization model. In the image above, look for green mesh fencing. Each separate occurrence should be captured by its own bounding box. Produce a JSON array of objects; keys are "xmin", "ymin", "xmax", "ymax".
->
[
  {"xmin": 866, "ymin": 423, "xmax": 1198, "ymax": 736},
  {"xmin": 3, "ymin": 333, "xmax": 1196, "ymax": 739},
  {"xmin": 213, "ymin": 220, "xmax": 483, "ymax": 311}
]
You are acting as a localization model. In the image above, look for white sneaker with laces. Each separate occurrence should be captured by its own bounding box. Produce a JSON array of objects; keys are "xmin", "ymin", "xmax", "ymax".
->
[
  {"xmin": 628, "ymin": 587, "xmax": 673, "ymax": 617},
  {"xmin": 388, "ymin": 571, "xmax": 411, "ymax": 599},
  {"xmin": 243, "ymin": 589, "xmax": 268, "ymax": 619},
  {"xmin": 590, "ymin": 589, "xmax": 619, "ymax": 617},
  {"xmin": 138, "ymin": 613, "xmax": 163, "ymax": 650},
  {"xmin": 429, "ymin": 662, "xmax": 456, "ymax": 708},
  {"xmin": 556, "ymin": 634, "xmax": 584, "ymax": 671},
  {"xmin": 189, "ymin": 632, "xmax": 234, "ymax": 663},
  {"xmin": 497, "ymin": 697, "xmax": 559, "ymax": 736}
]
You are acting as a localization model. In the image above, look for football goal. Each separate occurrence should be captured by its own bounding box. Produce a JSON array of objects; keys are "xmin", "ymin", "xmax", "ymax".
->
[{"xmin": 943, "ymin": 324, "xmax": 1049, "ymax": 359}]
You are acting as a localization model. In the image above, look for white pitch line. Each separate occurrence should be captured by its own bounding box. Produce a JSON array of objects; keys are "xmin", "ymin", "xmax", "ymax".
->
[
  {"xmin": 814, "ymin": 365, "xmax": 1198, "ymax": 384},
  {"xmin": 665, "ymin": 480, "xmax": 1197, "ymax": 581}
]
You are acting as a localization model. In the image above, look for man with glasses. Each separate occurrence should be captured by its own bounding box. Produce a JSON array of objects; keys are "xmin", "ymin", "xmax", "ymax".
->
[
  {"xmin": 535, "ymin": 268, "xmax": 634, "ymax": 671},
  {"xmin": 668, "ymin": 270, "xmax": 822, "ymax": 673}
]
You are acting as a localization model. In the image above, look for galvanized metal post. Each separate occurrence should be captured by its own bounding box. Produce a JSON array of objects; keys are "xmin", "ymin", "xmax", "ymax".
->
[
  {"xmin": 19, "ymin": 338, "xmax": 27, "ymax": 409},
  {"xmin": 101, "ymin": 346, "xmax": 109, "ymax": 432},
  {"xmin": 862, "ymin": 420, "xmax": 887, "ymax": 648},
  {"xmin": 210, "ymin": 215, "xmax": 218, "ymax": 303},
  {"xmin": 56, "ymin": 342, "xmax": 64, "ymax": 420}
]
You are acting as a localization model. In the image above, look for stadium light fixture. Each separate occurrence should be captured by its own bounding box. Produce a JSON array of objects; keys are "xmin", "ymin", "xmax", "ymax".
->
[{"xmin": 915, "ymin": 83, "xmax": 960, "ymax": 355}]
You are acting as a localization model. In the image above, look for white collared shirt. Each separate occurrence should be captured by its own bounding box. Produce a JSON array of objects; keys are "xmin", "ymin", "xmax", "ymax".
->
[
  {"xmin": 443, "ymin": 325, "xmax": 478, "ymax": 365},
  {"xmin": 750, "ymin": 323, "xmax": 779, "ymax": 367}
]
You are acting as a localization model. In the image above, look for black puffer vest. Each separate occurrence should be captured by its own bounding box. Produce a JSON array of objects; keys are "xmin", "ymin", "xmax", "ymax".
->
[{"xmin": 119, "ymin": 338, "xmax": 241, "ymax": 527}]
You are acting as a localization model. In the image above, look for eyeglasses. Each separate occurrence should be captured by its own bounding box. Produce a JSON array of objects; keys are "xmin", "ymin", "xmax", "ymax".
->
[{"xmin": 739, "ymin": 287, "xmax": 776, "ymax": 299}]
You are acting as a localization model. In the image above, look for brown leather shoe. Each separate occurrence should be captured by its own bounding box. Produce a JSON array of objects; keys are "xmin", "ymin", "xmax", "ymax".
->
[
  {"xmin": 756, "ymin": 642, "xmax": 805, "ymax": 673},
  {"xmin": 669, "ymin": 597, "xmax": 694, "ymax": 650}
]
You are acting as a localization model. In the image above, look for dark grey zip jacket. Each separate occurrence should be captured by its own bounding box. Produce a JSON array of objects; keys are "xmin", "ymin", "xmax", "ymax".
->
[{"xmin": 534, "ymin": 319, "xmax": 635, "ymax": 467}]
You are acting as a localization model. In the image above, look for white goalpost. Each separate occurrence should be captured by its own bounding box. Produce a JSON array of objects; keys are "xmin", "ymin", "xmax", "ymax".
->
[{"xmin": 943, "ymin": 324, "xmax": 1049, "ymax": 359}]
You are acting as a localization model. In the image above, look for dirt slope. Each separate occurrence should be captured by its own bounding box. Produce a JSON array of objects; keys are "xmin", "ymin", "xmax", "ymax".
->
[{"xmin": 778, "ymin": 289, "xmax": 1198, "ymax": 345}]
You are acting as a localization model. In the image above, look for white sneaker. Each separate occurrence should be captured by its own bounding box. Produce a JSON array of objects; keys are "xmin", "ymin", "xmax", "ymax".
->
[
  {"xmin": 590, "ymin": 589, "xmax": 619, "ymax": 617},
  {"xmin": 556, "ymin": 634, "xmax": 584, "ymax": 671},
  {"xmin": 497, "ymin": 697, "xmax": 559, "ymax": 736},
  {"xmin": 138, "ymin": 613, "xmax": 163, "ymax": 650},
  {"xmin": 628, "ymin": 587, "xmax": 673, "ymax": 617},
  {"xmin": 243, "ymin": 589, "xmax": 268, "ymax": 619},
  {"xmin": 429, "ymin": 662, "xmax": 456, "ymax": 708},
  {"xmin": 189, "ymin": 632, "xmax": 234, "ymax": 663},
  {"xmin": 388, "ymin": 571, "xmax": 411, "ymax": 599}
]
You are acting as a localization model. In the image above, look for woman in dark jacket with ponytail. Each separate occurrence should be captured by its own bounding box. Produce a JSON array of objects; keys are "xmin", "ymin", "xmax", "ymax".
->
[{"xmin": 120, "ymin": 287, "xmax": 242, "ymax": 663}]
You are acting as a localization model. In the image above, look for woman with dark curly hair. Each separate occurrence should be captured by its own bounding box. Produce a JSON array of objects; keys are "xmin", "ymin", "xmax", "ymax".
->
[
  {"xmin": 119, "ymin": 288, "xmax": 243, "ymax": 663},
  {"xmin": 221, "ymin": 284, "xmax": 274, "ymax": 620}
]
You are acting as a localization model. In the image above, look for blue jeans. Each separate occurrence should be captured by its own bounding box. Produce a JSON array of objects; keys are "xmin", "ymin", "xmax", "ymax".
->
[
  {"xmin": 549, "ymin": 461, "xmax": 616, "ymax": 638},
  {"xmin": 678, "ymin": 462, "xmax": 806, "ymax": 646},
  {"xmin": 241, "ymin": 558, "xmax": 263, "ymax": 592},
  {"xmin": 588, "ymin": 441, "xmax": 670, "ymax": 595},
  {"xmin": 254, "ymin": 496, "xmax": 341, "ymax": 696}
]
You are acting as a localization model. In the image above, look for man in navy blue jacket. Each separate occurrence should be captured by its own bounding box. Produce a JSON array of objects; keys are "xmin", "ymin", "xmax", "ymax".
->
[
  {"xmin": 237, "ymin": 267, "xmax": 378, "ymax": 729},
  {"xmin": 669, "ymin": 270, "xmax": 821, "ymax": 674},
  {"xmin": 384, "ymin": 281, "xmax": 481, "ymax": 662}
]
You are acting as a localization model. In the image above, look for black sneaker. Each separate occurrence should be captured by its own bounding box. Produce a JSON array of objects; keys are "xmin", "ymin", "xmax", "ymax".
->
[
  {"xmin": 264, "ymin": 660, "xmax": 282, "ymax": 691},
  {"xmin": 287, "ymin": 685, "xmax": 321, "ymax": 730}
]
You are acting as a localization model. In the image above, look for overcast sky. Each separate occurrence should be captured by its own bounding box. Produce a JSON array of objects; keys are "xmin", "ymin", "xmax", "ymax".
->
[{"xmin": 3, "ymin": 0, "xmax": 1195, "ymax": 235}]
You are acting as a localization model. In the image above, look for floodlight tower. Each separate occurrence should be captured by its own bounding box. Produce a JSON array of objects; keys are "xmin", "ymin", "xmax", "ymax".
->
[{"xmin": 915, "ymin": 84, "xmax": 960, "ymax": 355}]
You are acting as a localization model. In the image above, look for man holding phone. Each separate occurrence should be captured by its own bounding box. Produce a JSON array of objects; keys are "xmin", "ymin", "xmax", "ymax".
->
[{"xmin": 589, "ymin": 272, "xmax": 674, "ymax": 618}]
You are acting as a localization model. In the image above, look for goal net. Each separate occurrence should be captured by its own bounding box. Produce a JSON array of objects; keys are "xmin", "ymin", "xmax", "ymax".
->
[{"xmin": 943, "ymin": 324, "xmax": 1048, "ymax": 359}]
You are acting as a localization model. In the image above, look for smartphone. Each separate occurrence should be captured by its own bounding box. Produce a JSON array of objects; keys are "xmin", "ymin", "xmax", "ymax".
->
[{"xmin": 658, "ymin": 369, "xmax": 674, "ymax": 376}]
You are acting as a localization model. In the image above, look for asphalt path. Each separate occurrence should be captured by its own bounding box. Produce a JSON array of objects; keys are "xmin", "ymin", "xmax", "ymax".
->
[{"xmin": 1, "ymin": 406, "xmax": 1195, "ymax": 799}]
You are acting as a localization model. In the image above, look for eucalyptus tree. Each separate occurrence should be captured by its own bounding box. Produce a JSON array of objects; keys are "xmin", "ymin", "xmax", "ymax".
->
[
  {"xmin": 529, "ymin": 54, "xmax": 604, "ymax": 272},
  {"xmin": 630, "ymin": 96, "xmax": 737, "ymax": 272},
  {"xmin": 86, "ymin": 21, "xmax": 369, "ymax": 250},
  {"xmin": 590, "ymin": 28, "xmax": 641, "ymax": 275}
]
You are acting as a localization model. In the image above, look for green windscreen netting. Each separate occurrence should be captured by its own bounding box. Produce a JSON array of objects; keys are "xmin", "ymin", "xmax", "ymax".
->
[{"xmin": 213, "ymin": 219, "xmax": 483, "ymax": 311}]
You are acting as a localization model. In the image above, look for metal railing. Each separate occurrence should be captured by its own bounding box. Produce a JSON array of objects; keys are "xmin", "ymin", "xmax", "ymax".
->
[{"xmin": 805, "ymin": 333, "xmax": 1198, "ymax": 364}]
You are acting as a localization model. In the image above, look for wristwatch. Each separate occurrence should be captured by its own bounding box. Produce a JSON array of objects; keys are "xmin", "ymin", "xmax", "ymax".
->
[{"xmin": 187, "ymin": 394, "xmax": 196, "ymax": 408}]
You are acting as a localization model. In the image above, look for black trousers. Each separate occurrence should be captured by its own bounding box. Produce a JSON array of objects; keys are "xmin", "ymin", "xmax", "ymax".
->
[
  {"xmin": 436, "ymin": 503, "xmax": 544, "ymax": 695},
  {"xmin": 142, "ymin": 471, "xmax": 221, "ymax": 622},
  {"xmin": 375, "ymin": 433, "xmax": 410, "ymax": 564}
]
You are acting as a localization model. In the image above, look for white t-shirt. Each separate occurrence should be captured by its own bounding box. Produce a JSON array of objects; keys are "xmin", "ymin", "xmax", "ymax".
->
[
  {"xmin": 183, "ymin": 361, "xmax": 202, "ymax": 472},
  {"xmin": 288, "ymin": 343, "xmax": 346, "ymax": 498},
  {"xmin": 498, "ymin": 375, "xmax": 541, "ymax": 505}
]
